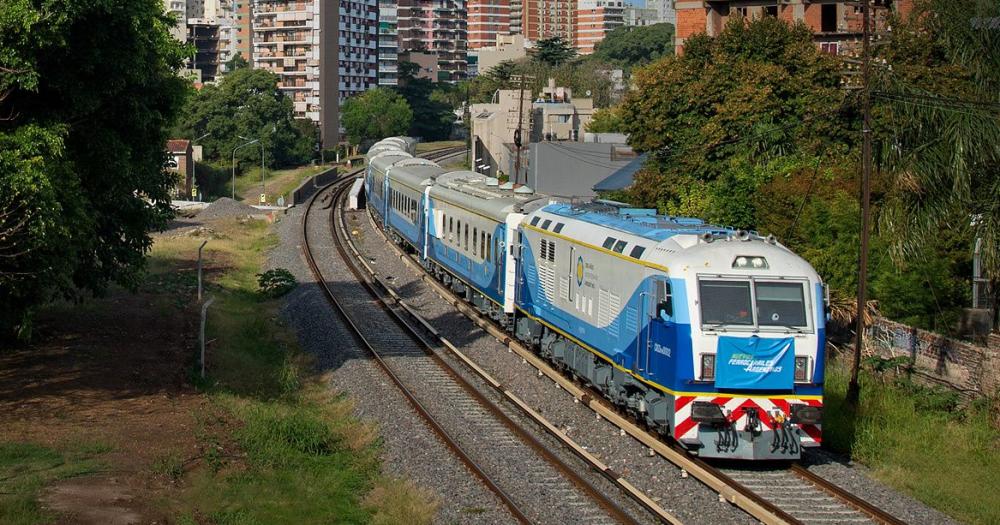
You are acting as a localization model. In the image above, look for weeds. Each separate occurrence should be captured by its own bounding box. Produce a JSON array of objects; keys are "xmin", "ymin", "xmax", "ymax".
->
[
  {"xmin": 824, "ymin": 357, "xmax": 1000, "ymax": 524},
  {"xmin": 152, "ymin": 453, "xmax": 185, "ymax": 482},
  {"xmin": 150, "ymin": 217, "xmax": 438, "ymax": 523}
]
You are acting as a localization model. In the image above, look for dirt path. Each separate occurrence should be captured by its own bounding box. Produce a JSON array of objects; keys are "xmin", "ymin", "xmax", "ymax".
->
[{"xmin": 0, "ymin": 273, "xmax": 209, "ymax": 523}]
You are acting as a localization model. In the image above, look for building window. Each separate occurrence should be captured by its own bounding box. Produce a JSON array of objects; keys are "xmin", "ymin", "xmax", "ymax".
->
[{"xmin": 821, "ymin": 4, "xmax": 837, "ymax": 32}]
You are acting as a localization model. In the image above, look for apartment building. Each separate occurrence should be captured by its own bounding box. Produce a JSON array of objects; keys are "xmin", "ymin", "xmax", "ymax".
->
[
  {"xmin": 251, "ymin": 0, "xmax": 339, "ymax": 145},
  {"xmin": 474, "ymin": 33, "xmax": 528, "ymax": 75},
  {"xmin": 624, "ymin": 6, "xmax": 660, "ymax": 26},
  {"xmin": 234, "ymin": 0, "xmax": 252, "ymax": 60},
  {"xmin": 339, "ymin": 0, "xmax": 379, "ymax": 99},
  {"xmin": 523, "ymin": 0, "xmax": 574, "ymax": 42},
  {"xmin": 674, "ymin": 0, "xmax": 913, "ymax": 55},
  {"xmin": 646, "ymin": 0, "xmax": 676, "ymax": 25},
  {"xmin": 164, "ymin": 0, "xmax": 237, "ymax": 83},
  {"xmin": 575, "ymin": 0, "xmax": 625, "ymax": 54},
  {"xmin": 397, "ymin": 0, "xmax": 468, "ymax": 81},
  {"xmin": 378, "ymin": 0, "xmax": 399, "ymax": 86},
  {"xmin": 468, "ymin": 0, "xmax": 512, "ymax": 49}
]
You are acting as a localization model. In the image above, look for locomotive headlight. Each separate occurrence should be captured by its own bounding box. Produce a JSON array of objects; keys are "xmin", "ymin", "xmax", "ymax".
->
[
  {"xmin": 732, "ymin": 256, "xmax": 768, "ymax": 269},
  {"xmin": 794, "ymin": 356, "xmax": 809, "ymax": 382},
  {"xmin": 789, "ymin": 404, "xmax": 823, "ymax": 425}
]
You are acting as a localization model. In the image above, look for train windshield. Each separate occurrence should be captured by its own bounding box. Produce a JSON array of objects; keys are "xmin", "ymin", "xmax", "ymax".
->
[
  {"xmin": 755, "ymin": 282, "xmax": 807, "ymax": 327},
  {"xmin": 699, "ymin": 280, "xmax": 754, "ymax": 326}
]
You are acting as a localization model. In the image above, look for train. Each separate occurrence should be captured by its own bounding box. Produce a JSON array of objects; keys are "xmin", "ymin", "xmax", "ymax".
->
[{"xmin": 364, "ymin": 138, "xmax": 827, "ymax": 460}]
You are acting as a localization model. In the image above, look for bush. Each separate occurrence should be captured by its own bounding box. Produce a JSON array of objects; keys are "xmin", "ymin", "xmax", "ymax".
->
[{"xmin": 257, "ymin": 268, "xmax": 297, "ymax": 298}]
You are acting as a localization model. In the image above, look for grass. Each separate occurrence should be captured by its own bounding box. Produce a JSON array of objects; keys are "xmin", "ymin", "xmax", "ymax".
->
[
  {"xmin": 0, "ymin": 441, "xmax": 109, "ymax": 525},
  {"xmin": 824, "ymin": 356, "xmax": 1000, "ymax": 525},
  {"xmin": 150, "ymin": 217, "xmax": 438, "ymax": 523},
  {"xmin": 234, "ymin": 164, "xmax": 327, "ymax": 205}
]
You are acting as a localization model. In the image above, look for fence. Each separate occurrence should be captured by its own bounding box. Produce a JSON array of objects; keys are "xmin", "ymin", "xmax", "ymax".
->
[
  {"xmin": 869, "ymin": 317, "xmax": 1000, "ymax": 399},
  {"xmin": 291, "ymin": 166, "xmax": 340, "ymax": 205}
]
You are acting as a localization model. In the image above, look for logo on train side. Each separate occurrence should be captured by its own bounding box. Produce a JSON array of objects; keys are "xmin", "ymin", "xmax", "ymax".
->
[{"xmin": 576, "ymin": 256, "xmax": 585, "ymax": 286}]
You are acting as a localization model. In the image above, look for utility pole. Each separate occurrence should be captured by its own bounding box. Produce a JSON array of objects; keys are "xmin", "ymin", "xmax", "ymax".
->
[
  {"xmin": 512, "ymin": 74, "xmax": 528, "ymax": 186},
  {"xmin": 847, "ymin": 0, "xmax": 874, "ymax": 407}
]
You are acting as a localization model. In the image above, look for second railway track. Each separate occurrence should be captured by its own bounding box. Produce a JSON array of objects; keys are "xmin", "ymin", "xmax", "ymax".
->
[{"xmin": 301, "ymin": 150, "xmax": 665, "ymax": 524}]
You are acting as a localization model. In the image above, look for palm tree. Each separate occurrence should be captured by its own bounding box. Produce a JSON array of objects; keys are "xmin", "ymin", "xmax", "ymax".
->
[{"xmin": 875, "ymin": 0, "xmax": 1000, "ymax": 328}]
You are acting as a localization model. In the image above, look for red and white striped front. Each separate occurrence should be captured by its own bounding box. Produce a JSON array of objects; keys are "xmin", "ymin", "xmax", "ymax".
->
[{"xmin": 673, "ymin": 395, "xmax": 823, "ymax": 447}]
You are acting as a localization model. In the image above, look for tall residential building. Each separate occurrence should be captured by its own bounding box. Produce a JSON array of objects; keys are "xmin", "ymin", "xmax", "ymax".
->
[
  {"xmin": 523, "ymin": 0, "xmax": 574, "ymax": 42},
  {"xmin": 646, "ymin": 0, "xmax": 675, "ymax": 25},
  {"xmin": 624, "ymin": 6, "xmax": 660, "ymax": 27},
  {"xmin": 674, "ymin": 0, "xmax": 913, "ymax": 55},
  {"xmin": 398, "ymin": 0, "xmax": 468, "ymax": 81},
  {"xmin": 164, "ymin": 0, "xmax": 237, "ymax": 83},
  {"xmin": 509, "ymin": 0, "xmax": 523, "ymax": 34},
  {"xmin": 378, "ymin": 0, "xmax": 399, "ymax": 86},
  {"xmin": 251, "ymin": 0, "xmax": 339, "ymax": 145},
  {"xmin": 339, "ymin": 0, "xmax": 379, "ymax": 100},
  {"xmin": 574, "ymin": 0, "xmax": 624, "ymax": 54},
  {"xmin": 234, "ymin": 0, "xmax": 253, "ymax": 60},
  {"xmin": 468, "ymin": 0, "xmax": 511, "ymax": 49}
]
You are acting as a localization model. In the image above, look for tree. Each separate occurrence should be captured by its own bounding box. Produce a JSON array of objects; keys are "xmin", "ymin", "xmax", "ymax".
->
[
  {"xmin": 341, "ymin": 88, "xmax": 413, "ymax": 145},
  {"xmin": 395, "ymin": 61, "xmax": 456, "ymax": 140},
  {"xmin": 534, "ymin": 36, "xmax": 577, "ymax": 67},
  {"xmin": 873, "ymin": 0, "xmax": 1000, "ymax": 323},
  {"xmin": 590, "ymin": 23, "xmax": 675, "ymax": 70},
  {"xmin": 620, "ymin": 16, "xmax": 849, "ymax": 222},
  {"xmin": 226, "ymin": 52, "xmax": 249, "ymax": 72},
  {"xmin": 0, "ymin": 0, "xmax": 188, "ymax": 340},
  {"xmin": 173, "ymin": 67, "xmax": 314, "ymax": 167},
  {"xmin": 585, "ymin": 106, "xmax": 624, "ymax": 133}
]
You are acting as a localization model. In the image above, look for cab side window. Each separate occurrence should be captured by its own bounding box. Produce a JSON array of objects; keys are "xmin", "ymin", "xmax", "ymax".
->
[{"xmin": 655, "ymin": 280, "xmax": 673, "ymax": 320}]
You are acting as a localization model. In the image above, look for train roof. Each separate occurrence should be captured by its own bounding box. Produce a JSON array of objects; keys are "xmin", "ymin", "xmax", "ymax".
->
[
  {"xmin": 368, "ymin": 151, "xmax": 413, "ymax": 171},
  {"xmin": 429, "ymin": 171, "xmax": 551, "ymax": 222},
  {"xmin": 387, "ymin": 163, "xmax": 447, "ymax": 190},
  {"xmin": 541, "ymin": 203, "xmax": 733, "ymax": 242}
]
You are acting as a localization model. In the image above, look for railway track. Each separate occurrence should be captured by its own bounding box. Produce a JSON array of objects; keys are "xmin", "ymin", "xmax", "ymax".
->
[
  {"xmin": 301, "ymin": 148, "xmax": 662, "ymax": 525},
  {"xmin": 354, "ymin": 179, "xmax": 909, "ymax": 525}
]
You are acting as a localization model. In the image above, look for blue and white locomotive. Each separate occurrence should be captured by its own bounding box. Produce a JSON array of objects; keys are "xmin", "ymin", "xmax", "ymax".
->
[{"xmin": 365, "ymin": 138, "xmax": 826, "ymax": 460}]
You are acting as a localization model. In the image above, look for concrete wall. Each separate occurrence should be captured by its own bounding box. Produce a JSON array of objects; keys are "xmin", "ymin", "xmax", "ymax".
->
[{"xmin": 869, "ymin": 317, "xmax": 1000, "ymax": 400}]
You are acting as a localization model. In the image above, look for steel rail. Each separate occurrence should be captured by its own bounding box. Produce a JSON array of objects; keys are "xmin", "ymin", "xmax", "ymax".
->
[
  {"xmin": 301, "ymin": 158, "xmax": 533, "ymax": 524},
  {"xmin": 335, "ymin": 160, "xmax": 682, "ymax": 525},
  {"xmin": 362, "ymin": 205, "xmax": 906, "ymax": 525},
  {"xmin": 789, "ymin": 464, "xmax": 906, "ymax": 525},
  {"xmin": 327, "ymin": 167, "xmax": 649, "ymax": 525}
]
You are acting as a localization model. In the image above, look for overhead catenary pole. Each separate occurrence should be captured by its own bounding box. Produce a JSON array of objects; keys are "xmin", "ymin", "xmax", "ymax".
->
[{"xmin": 847, "ymin": 0, "xmax": 874, "ymax": 407}]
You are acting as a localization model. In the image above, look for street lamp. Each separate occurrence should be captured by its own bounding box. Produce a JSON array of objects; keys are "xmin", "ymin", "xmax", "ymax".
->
[
  {"xmin": 232, "ymin": 138, "xmax": 259, "ymax": 200},
  {"xmin": 238, "ymin": 134, "xmax": 265, "ymax": 203},
  {"xmin": 192, "ymin": 131, "xmax": 212, "ymax": 201}
]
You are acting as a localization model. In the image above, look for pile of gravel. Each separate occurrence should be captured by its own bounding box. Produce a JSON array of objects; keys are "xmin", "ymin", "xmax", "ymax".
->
[{"xmin": 197, "ymin": 197, "xmax": 259, "ymax": 220}]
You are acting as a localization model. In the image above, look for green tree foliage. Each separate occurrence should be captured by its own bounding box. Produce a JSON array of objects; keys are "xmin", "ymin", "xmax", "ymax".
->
[
  {"xmin": 621, "ymin": 16, "xmax": 849, "ymax": 221},
  {"xmin": 226, "ymin": 52, "xmax": 249, "ymax": 72},
  {"xmin": 0, "ymin": 0, "xmax": 188, "ymax": 340},
  {"xmin": 173, "ymin": 67, "xmax": 314, "ymax": 167},
  {"xmin": 873, "ymin": 0, "xmax": 1000, "ymax": 318},
  {"xmin": 590, "ymin": 23, "xmax": 675, "ymax": 70},
  {"xmin": 460, "ymin": 58, "xmax": 615, "ymax": 109},
  {"xmin": 341, "ymin": 88, "xmax": 413, "ymax": 145},
  {"xmin": 394, "ymin": 61, "xmax": 456, "ymax": 140},
  {"xmin": 585, "ymin": 106, "xmax": 624, "ymax": 133},
  {"xmin": 533, "ymin": 36, "xmax": 577, "ymax": 67}
]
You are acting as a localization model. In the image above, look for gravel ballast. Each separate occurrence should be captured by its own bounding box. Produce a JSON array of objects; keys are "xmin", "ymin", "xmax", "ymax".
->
[
  {"xmin": 267, "ymin": 202, "xmax": 514, "ymax": 524},
  {"xmin": 197, "ymin": 197, "xmax": 260, "ymax": 220},
  {"xmin": 348, "ymin": 206, "xmax": 960, "ymax": 525}
]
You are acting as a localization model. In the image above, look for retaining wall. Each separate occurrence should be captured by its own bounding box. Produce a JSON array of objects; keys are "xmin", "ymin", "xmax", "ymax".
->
[
  {"xmin": 869, "ymin": 317, "xmax": 1000, "ymax": 399},
  {"xmin": 291, "ymin": 167, "xmax": 340, "ymax": 205}
]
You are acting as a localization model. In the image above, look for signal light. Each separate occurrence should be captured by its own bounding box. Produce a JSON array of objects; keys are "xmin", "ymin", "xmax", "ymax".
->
[
  {"xmin": 794, "ymin": 356, "xmax": 809, "ymax": 382},
  {"xmin": 700, "ymin": 354, "xmax": 716, "ymax": 381}
]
